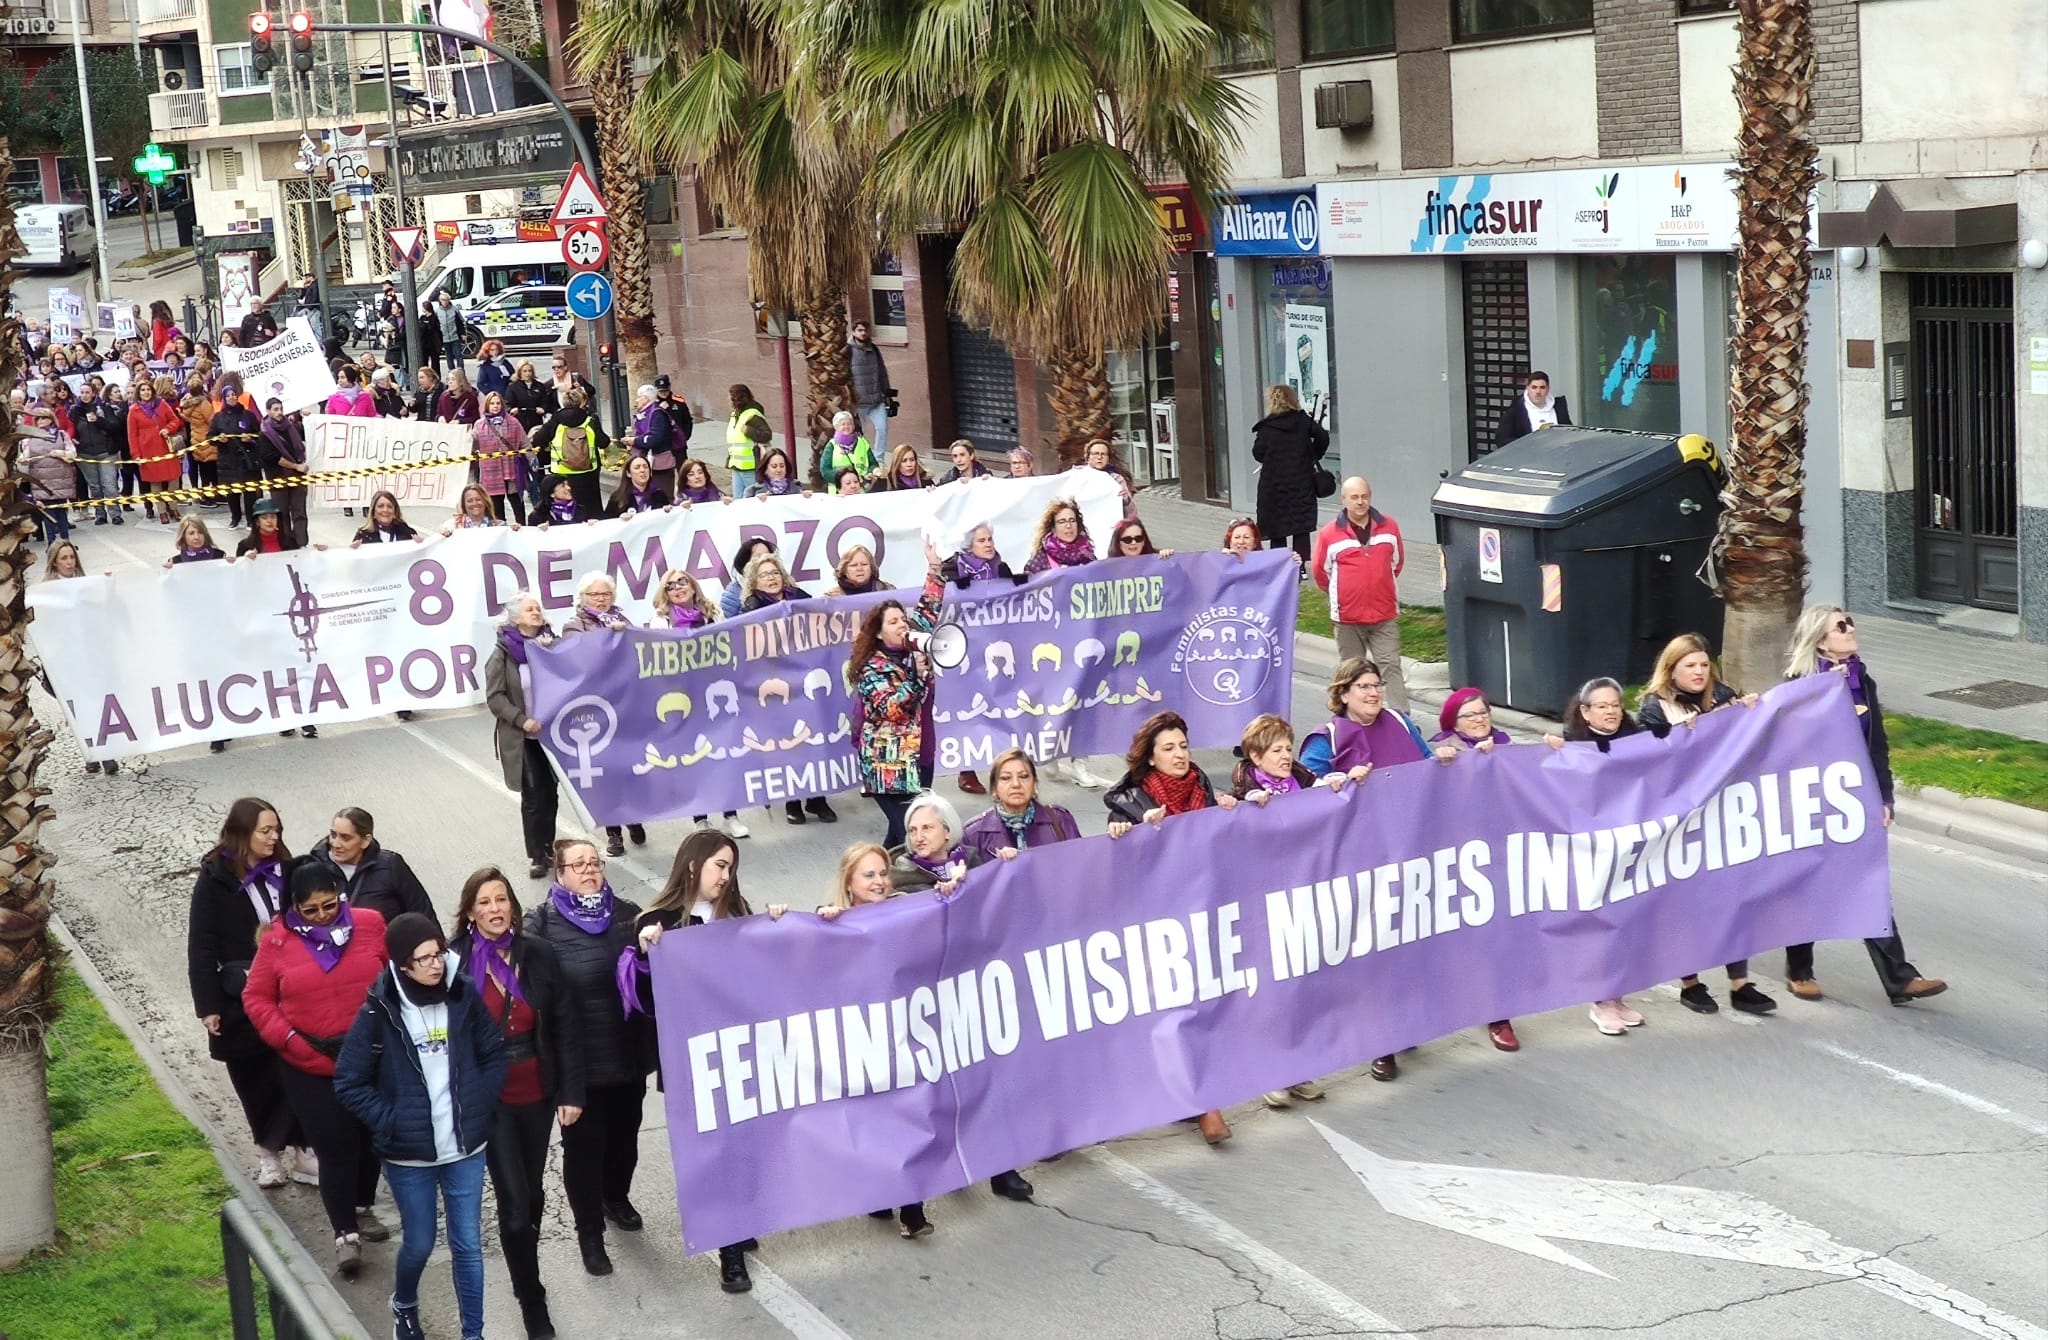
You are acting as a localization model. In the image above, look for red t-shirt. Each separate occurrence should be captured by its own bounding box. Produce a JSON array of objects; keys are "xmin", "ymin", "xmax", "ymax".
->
[{"xmin": 483, "ymin": 974, "xmax": 544, "ymax": 1107}]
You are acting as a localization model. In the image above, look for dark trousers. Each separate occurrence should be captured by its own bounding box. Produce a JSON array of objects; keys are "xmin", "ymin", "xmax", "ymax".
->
[
  {"xmin": 490, "ymin": 491, "xmax": 528, "ymax": 525},
  {"xmin": 559, "ymin": 470, "xmax": 603, "ymax": 519},
  {"xmin": 222, "ymin": 1051, "xmax": 298, "ymax": 1151},
  {"xmin": 873, "ymin": 794, "xmax": 914, "ymax": 849},
  {"xmin": 1269, "ymin": 532, "xmax": 1311, "ymax": 563},
  {"xmin": 486, "ymin": 1099, "xmax": 554, "ymax": 1302},
  {"xmin": 278, "ymin": 1063, "xmax": 380, "ymax": 1235},
  {"xmin": 273, "ymin": 481, "xmax": 308, "ymax": 549},
  {"xmin": 520, "ymin": 740, "xmax": 560, "ymax": 862},
  {"xmin": 559, "ymin": 1078, "xmax": 645, "ymax": 1240},
  {"xmin": 1786, "ymin": 922, "xmax": 1919, "ymax": 996},
  {"xmin": 645, "ymin": 463, "xmax": 676, "ymax": 499},
  {"xmin": 194, "ymin": 457, "xmax": 218, "ymax": 493}
]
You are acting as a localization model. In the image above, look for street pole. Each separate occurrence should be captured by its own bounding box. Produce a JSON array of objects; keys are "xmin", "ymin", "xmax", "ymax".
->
[
  {"xmin": 378, "ymin": 22, "xmax": 422, "ymax": 375},
  {"xmin": 292, "ymin": 69, "xmax": 332, "ymax": 340},
  {"xmin": 67, "ymin": 0, "xmax": 117, "ymax": 305}
]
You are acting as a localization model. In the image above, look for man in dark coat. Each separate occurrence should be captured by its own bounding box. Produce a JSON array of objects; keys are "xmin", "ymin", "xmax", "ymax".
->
[
  {"xmin": 238, "ymin": 296, "xmax": 280, "ymax": 348},
  {"xmin": 1251, "ymin": 384, "xmax": 1331, "ymax": 566},
  {"xmin": 1494, "ymin": 370, "xmax": 1572, "ymax": 448}
]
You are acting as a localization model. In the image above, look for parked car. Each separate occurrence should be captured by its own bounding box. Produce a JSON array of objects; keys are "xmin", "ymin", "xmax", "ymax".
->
[{"xmin": 461, "ymin": 284, "xmax": 575, "ymax": 351}]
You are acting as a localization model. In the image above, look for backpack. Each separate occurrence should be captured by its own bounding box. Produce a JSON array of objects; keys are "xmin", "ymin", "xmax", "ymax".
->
[
  {"xmin": 556, "ymin": 420, "xmax": 594, "ymax": 472},
  {"xmin": 659, "ymin": 396, "xmax": 693, "ymax": 447}
]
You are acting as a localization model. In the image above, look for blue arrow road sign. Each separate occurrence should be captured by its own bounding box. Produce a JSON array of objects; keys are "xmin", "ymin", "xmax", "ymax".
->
[{"xmin": 565, "ymin": 271, "xmax": 614, "ymax": 320}]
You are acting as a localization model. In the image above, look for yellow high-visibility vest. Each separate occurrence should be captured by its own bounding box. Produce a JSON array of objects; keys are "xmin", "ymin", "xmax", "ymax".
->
[{"xmin": 726, "ymin": 407, "xmax": 765, "ymax": 471}]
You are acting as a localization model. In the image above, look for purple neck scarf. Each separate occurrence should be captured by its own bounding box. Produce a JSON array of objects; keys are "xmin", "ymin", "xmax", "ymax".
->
[
  {"xmin": 579, "ymin": 605, "xmax": 629, "ymax": 631},
  {"xmin": 627, "ymin": 485, "xmax": 652, "ymax": 511},
  {"xmin": 550, "ymin": 496, "xmax": 579, "ymax": 524},
  {"xmin": 284, "ymin": 901, "xmax": 355, "ymax": 972},
  {"xmin": 241, "ymin": 858, "xmax": 284, "ymax": 923},
  {"xmin": 1250, "ymin": 765, "xmax": 1302, "ymax": 795},
  {"xmin": 681, "ymin": 482, "xmax": 721, "ymax": 503},
  {"xmin": 1820, "ymin": 653, "xmax": 1866, "ymax": 704},
  {"xmin": 670, "ymin": 603, "xmax": 707, "ymax": 629},
  {"xmin": 954, "ymin": 550, "xmax": 1002, "ymax": 584},
  {"xmin": 907, "ymin": 844, "xmax": 969, "ymax": 878},
  {"xmin": 468, "ymin": 926, "xmax": 528, "ymax": 1006},
  {"xmin": 1039, "ymin": 533, "xmax": 1097, "ymax": 568},
  {"xmin": 762, "ymin": 475, "xmax": 797, "ymax": 496},
  {"xmin": 498, "ymin": 623, "xmax": 554, "ymax": 665},
  {"xmin": 833, "ymin": 428, "xmax": 856, "ymax": 447},
  {"xmin": 549, "ymin": 881, "xmax": 614, "ymax": 935}
]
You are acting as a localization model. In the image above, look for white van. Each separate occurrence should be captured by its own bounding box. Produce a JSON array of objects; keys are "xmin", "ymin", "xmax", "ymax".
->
[
  {"xmin": 16, "ymin": 204, "xmax": 97, "ymax": 271},
  {"xmin": 417, "ymin": 241, "xmax": 572, "ymax": 313}
]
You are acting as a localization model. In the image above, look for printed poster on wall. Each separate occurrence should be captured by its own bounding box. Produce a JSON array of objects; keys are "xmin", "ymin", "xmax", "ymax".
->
[
  {"xmin": 218, "ymin": 253, "xmax": 258, "ymax": 329},
  {"xmin": 1283, "ymin": 303, "xmax": 1330, "ymax": 420}
]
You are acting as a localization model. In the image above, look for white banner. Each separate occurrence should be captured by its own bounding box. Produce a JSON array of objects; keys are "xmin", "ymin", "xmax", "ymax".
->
[
  {"xmin": 221, "ymin": 315, "xmax": 338, "ymax": 413},
  {"xmin": 28, "ymin": 473, "xmax": 1123, "ymax": 760},
  {"xmin": 304, "ymin": 414, "xmax": 474, "ymax": 512},
  {"xmin": 48, "ymin": 287, "xmax": 85, "ymax": 342}
]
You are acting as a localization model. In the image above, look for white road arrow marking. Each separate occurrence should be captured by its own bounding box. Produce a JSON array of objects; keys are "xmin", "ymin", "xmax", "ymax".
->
[{"xmin": 1312, "ymin": 1121, "xmax": 2048, "ymax": 1340}]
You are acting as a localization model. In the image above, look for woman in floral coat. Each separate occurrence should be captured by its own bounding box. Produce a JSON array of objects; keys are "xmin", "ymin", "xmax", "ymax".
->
[{"xmin": 847, "ymin": 538, "xmax": 944, "ymax": 848}]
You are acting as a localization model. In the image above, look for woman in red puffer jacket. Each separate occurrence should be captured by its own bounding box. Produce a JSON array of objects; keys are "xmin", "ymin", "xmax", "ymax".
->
[{"xmin": 243, "ymin": 859, "xmax": 391, "ymax": 1276}]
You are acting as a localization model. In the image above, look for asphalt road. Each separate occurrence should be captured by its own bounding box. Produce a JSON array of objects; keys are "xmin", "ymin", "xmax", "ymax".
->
[{"xmin": 32, "ymin": 503, "xmax": 2048, "ymax": 1340}]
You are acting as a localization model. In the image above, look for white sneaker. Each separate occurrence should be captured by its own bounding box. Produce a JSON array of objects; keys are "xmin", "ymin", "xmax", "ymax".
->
[
  {"xmin": 255, "ymin": 1149, "xmax": 288, "ymax": 1189},
  {"xmin": 1063, "ymin": 758, "xmax": 1106, "ymax": 789},
  {"xmin": 725, "ymin": 814, "xmax": 751, "ymax": 839},
  {"xmin": 1261, "ymin": 1090, "xmax": 1293, "ymax": 1109},
  {"xmin": 288, "ymin": 1145, "xmax": 321, "ymax": 1185}
]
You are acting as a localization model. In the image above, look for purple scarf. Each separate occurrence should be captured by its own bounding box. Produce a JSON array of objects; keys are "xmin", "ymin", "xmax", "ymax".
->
[
  {"xmin": 284, "ymin": 901, "xmax": 355, "ymax": 972},
  {"xmin": 467, "ymin": 926, "xmax": 528, "ymax": 1006},
  {"xmin": 577, "ymin": 605, "xmax": 630, "ymax": 631},
  {"xmin": 669, "ymin": 603, "xmax": 707, "ymax": 630},
  {"xmin": 549, "ymin": 496, "xmax": 579, "ymax": 524},
  {"xmin": 241, "ymin": 858, "xmax": 284, "ymax": 923},
  {"xmin": 954, "ymin": 549, "xmax": 1002, "ymax": 584},
  {"xmin": 626, "ymin": 485, "xmax": 653, "ymax": 512},
  {"xmin": 1250, "ymin": 765, "xmax": 1302, "ymax": 795},
  {"xmin": 833, "ymin": 428, "xmax": 856, "ymax": 447},
  {"xmin": 497, "ymin": 623, "xmax": 555, "ymax": 665},
  {"xmin": 761, "ymin": 475, "xmax": 798, "ymax": 496},
  {"xmin": 680, "ymin": 482, "xmax": 721, "ymax": 503},
  {"xmin": 907, "ymin": 844, "xmax": 970, "ymax": 879},
  {"xmin": 549, "ymin": 881, "xmax": 615, "ymax": 936},
  {"xmin": 172, "ymin": 546, "xmax": 225, "ymax": 563},
  {"xmin": 1038, "ymin": 533, "xmax": 1097, "ymax": 569},
  {"xmin": 1820, "ymin": 653, "xmax": 1866, "ymax": 704}
]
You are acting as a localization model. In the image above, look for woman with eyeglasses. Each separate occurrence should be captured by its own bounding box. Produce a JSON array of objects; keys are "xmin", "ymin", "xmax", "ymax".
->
[
  {"xmin": 741, "ymin": 553, "xmax": 840, "ymax": 823},
  {"xmin": 487, "ymin": 593, "xmax": 563, "ymax": 880},
  {"xmin": 1007, "ymin": 447, "xmax": 1035, "ymax": 478},
  {"xmin": 311, "ymin": 806, "xmax": 436, "ymax": 926},
  {"xmin": 621, "ymin": 831, "xmax": 787, "ymax": 1290},
  {"xmin": 1778, "ymin": 608, "xmax": 1947, "ymax": 1007},
  {"xmin": 1107, "ymin": 518, "xmax": 1175, "ymax": 560},
  {"xmin": 243, "ymin": 859, "xmax": 392, "ymax": 1276},
  {"xmin": 720, "ymin": 537, "xmax": 775, "ymax": 617},
  {"xmin": 1423, "ymin": 690, "xmax": 1525, "ymax": 1052},
  {"xmin": 1104, "ymin": 710, "xmax": 1240, "ymax": 1144},
  {"xmin": 1639, "ymin": 633, "xmax": 1773, "ymax": 1018},
  {"xmin": 560, "ymin": 574, "xmax": 645, "ymax": 855},
  {"xmin": 448, "ymin": 868, "xmax": 583, "ymax": 1340},
  {"xmin": 654, "ymin": 571, "xmax": 752, "ymax": 840},
  {"xmin": 334, "ymin": 911, "xmax": 506, "ymax": 1340},
  {"xmin": 1023, "ymin": 496, "xmax": 1096, "ymax": 575},
  {"xmin": 188, "ymin": 798, "xmax": 312, "ymax": 1191},
  {"xmin": 524, "ymin": 839, "xmax": 649, "ymax": 1278}
]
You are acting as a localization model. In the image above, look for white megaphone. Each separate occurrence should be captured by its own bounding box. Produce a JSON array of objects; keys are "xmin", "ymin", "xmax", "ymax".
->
[{"xmin": 908, "ymin": 618, "xmax": 970, "ymax": 671}]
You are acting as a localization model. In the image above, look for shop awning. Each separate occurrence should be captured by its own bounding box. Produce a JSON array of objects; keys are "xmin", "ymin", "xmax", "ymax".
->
[{"xmin": 1818, "ymin": 178, "xmax": 2018, "ymax": 249}]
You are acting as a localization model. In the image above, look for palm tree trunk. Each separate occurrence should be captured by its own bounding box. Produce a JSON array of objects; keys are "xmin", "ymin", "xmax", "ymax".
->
[
  {"xmin": 1044, "ymin": 341, "xmax": 1112, "ymax": 468},
  {"xmin": 798, "ymin": 292, "xmax": 852, "ymax": 485},
  {"xmin": 590, "ymin": 49, "xmax": 660, "ymax": 391},
  {"xmin": 1717, "ymin": 0, "xmax": 1819, "ymax": 693},
  {"xmin": 0, "ymin": 137, "xmax": 61, "ymax": 1267}
]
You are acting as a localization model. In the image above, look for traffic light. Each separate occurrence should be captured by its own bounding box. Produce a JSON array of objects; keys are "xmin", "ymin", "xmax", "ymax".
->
[
  {"xmin": 288, "ymin": 9, "xmax": 315, "ymax": 74},
  {"xmin": 248, "ymin": 12, "xmax": 275, "ymax": 75}
]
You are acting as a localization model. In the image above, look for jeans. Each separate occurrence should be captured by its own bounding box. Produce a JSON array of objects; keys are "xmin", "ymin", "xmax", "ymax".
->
[
  {"xmin": 80, "ymin": 458, "xmax": 121, "ymax": 517},
  {"xmin": 861, "ymin": 403, "xmax": 890, "ymax": 459},
  {"xmin": 441, "ymin": 344, "xmax": 466, "ymax": 375},
  {"xmin": 35, "ymin": 506, "xmax": 71, "ymax": 543},
  {"xmin": 729, "ymin": 466, "xmax": 756, "ymax": 499},
  {"xmin": 272, "ymin": 482, "xmax": 308, "ymax": 549},
  {"xmin": 385, "ymin": 1150, "xmax": 487, "ymax": 1339},
  {"xmin": 559, "ymin": 1079, "xmax": 645, "ymax": 1240},
  {"xmin": 519, "ymin": 740, "xmax": 560, "ymax": 861}
]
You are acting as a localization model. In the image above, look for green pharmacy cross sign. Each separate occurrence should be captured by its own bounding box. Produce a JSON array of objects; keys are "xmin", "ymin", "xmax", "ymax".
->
[{"xmin": 134, "ymin": 143, "xmax": 178, "ymax": 185}]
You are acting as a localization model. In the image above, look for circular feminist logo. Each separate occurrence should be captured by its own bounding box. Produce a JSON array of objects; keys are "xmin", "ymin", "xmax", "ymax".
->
[{"xmin": 1171, "ymin": 608, "xmax": 1280, "ymax": 707}]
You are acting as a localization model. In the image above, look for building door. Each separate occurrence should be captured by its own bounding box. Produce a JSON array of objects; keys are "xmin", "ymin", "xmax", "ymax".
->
[
  {"xmin": 1911, "ymin": 273, "xmax": 2017, "ymax": 610},
  {"xmin": 946, "ymin": 314, "xmax": 1020, "ymax": 454},
  {"xmin": 1461, "ymin": 259, "xmax": 1530, "ymax": 459}
]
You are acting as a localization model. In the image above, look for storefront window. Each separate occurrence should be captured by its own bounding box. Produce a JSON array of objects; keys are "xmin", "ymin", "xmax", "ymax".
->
[
  {"xmin": 869, "ymin": 248, "xmax": 909, "ymax": 344},
  {"xmin": 1257, "ymin": 258, "xmax": 1337, "ymax": 440},
  {"xmin": 1106, "ymin": 335, "xmax": 1176, "ymax": 486},
  {"xmin": 1578, "ymin": 255, "xmax": 1682, "ymax": 436}
]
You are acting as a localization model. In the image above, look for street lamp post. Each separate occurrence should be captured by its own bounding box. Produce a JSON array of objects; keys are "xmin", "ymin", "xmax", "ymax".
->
[
  {"xmin": 67, "ymin": 0, "xmax": 118, "ymax": 305},
  {"xmin": 378, "ymin": 20, "xmax": 423, "ymax": 376}
]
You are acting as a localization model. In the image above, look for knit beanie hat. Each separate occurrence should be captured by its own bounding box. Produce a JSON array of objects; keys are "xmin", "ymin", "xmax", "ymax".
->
[
  {"xmin": 384, "ymin": 912, "xmax": 445, "ymax": 969},
  {"xmin": 1439, "ymin": 687, "xmax": 1487, "ymax": 736}
]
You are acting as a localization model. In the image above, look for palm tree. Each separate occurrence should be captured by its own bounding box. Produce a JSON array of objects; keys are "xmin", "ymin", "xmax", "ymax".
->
[
  {"xmin": 0, "ymin": 139, "xmax": 60, "ymax": 1267},
  {"xmin": 805, "ymin": 0, "xmax": 1262, "ymax": 464},
  {"xmin": 1716, "ymin": 0, "xmax": 1819, "ymax": 692},
  {"xmin": 587, "ymin": 46, "xmax": 662, "ymax": 391},
  {"xmin": 574, "ymin": 0, "xmax": 871, "ymax": 477}
]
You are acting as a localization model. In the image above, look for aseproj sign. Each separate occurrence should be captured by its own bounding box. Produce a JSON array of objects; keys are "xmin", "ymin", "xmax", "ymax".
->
[{"xmin": 1213, "ymin": 190, "xmax": 1321, "ymax": 256}]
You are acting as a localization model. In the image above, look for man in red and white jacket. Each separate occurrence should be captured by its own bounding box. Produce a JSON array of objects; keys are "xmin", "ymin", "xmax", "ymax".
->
[{"xmin": 1311, "ymin": 476, "xmax": 1410, "ymax": 711}]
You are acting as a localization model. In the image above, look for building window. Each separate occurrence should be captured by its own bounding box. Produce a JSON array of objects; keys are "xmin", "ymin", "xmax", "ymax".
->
[
  {"xmin": 868, "ymin": 248, "xmax": 909, "ymax": 345},
  {"xmin": 1257, "ymin": 258, "xmax": 1338, "ymax": 440},
  {"xmin": 1578, "ymin": 254, "xmax": 1681, "ymax": 436},
  {"xmin": 1303, "ymin": 0, "xmax": 1394, "ymax": 59},
  {"xmin": 216, "ymin": 43, "xmax": 268, "ymax": 94},
  {"xmin": 1453, "ymin": 0, "xmax": 1594, "ymax": 41},
  {"xmin": 6, "ymin": 158, "xmax": 44, "ymax": 206},
  {"xmin": 1675, "ymin": 0, "xmax": 1731, "ymax": 13},
  {"xmin": 1211, "ymin": 3, "xmax": 1273, "ymax": 72}
]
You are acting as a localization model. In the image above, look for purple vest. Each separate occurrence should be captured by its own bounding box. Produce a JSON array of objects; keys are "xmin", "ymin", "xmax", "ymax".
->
[{"xmin": 1329, "ymin": 712, "xmax": 1423, "ymax": 771}]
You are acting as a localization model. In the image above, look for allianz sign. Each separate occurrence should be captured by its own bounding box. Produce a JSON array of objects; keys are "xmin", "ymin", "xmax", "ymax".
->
[{"xmin": 1214, "ymin": 191, "xmax": 1320, "ymax": 255}]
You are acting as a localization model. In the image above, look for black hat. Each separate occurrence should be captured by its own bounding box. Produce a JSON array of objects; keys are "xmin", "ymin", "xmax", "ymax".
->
[
  {"xmin": 654, "ymin": 374, "xmax": 671, "ymax": 391},
  {"xmin": 384, "ymin": 912, "xmax": 444, "ymax": 968}
]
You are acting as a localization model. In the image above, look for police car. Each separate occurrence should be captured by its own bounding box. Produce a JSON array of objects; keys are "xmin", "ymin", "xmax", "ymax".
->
[{"xmin": 460, "ymin": 284, "xmax": 575, "ymax": 351}]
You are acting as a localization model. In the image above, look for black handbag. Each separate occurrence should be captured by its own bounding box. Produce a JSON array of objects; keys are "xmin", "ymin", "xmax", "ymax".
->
[
  {"xmin": 1313, "ymin": 466, "xmax": 1337, "ymax": 499},
  {"xmin": 885, "ymin": 388, "xmax": 900, "ymax": 419}
]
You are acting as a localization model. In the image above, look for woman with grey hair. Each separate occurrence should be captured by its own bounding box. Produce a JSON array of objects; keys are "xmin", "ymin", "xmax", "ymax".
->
[
  {"xmin": 1007, "ymin": 447, "xmax": 1035, "ymax": 478},
  {"xmin": 485, "ymin": 592, "xmax": 562, "ymax": 879},
  {"xmin": 561, "ymin": 573, "xmax": 646, "ymax": 855},
  {"xmin": 887, "ymin": 793, "xmax": 979, "ymax": 894},
  {"xmin": 1777, "ymin": 606, "xmax": 1946, "ymax": 1006},
  {"xmin": 738, "ymin": 553, "xmax": 839, "ymax": 826},
  {"xmin": 627, "ymin": 383, "xmax": 675, "ymax": 497},
  {"xmin": 936, "ymin": 519, "xmax": 1022, "ymax": 797}
]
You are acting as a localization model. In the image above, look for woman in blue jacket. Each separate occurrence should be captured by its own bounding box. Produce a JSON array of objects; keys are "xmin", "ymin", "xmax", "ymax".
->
[{"xmin": 335, "ymin": 913, "xmax": 507, "ymax": 1340}]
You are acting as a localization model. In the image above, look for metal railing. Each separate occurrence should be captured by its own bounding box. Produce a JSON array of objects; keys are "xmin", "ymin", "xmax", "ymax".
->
[
  {"xmin": 149, "ymin": 88, "xmax": 210, "ymax": 132},
  {"xmin": 136, "ymin": 0, "xmax": 196, "ymax": 25},
  {"xmin": 219, "ymin": 1198, "xmax": 335, "ymax": 1340}
]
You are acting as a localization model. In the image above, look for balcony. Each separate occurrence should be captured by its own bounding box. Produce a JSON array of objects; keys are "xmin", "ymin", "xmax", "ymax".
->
[
  {"xmin": 149, "ymin": 89, "xmax": 210, "ymax": 135},
  {"xmin": 136, "ymin": 0, "xmax": 197, "ymax": 34}
]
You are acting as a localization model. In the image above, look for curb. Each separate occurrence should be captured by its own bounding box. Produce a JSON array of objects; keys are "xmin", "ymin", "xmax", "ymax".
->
[
  {"xmin": 49, "ymin": 916, "xmax": 373, "ymax": 1340},
  {"xmin": 1290, "ymin": 632, "xmax": 2045, "ymax": 862}
]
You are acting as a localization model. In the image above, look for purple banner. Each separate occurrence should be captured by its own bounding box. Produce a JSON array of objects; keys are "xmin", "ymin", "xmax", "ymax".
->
[
  {"xmin": 526, "ymin": 552, "xmax": 1298, "ymax": 825},
  {"xmin": 650, "ymin": 675, "xmax": 1893, "ymax": 1252}
]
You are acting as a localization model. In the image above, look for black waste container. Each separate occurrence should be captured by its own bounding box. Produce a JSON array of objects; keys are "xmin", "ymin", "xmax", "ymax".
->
[{"xmin": 1431, "ymin": 427, "xmax": 1725, "ymax": 717}]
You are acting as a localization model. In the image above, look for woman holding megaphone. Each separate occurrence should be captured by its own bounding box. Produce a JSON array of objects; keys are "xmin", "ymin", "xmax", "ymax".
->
[{"xmin": 848, "ymin": 537, "xmax": 947, "ymax": 847}]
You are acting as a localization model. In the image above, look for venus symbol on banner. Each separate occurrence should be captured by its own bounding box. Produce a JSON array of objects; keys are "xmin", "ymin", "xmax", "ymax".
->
[{"xmin": 1313, "ymin": 1123, "xmax": 2048, "ymax": 1340}]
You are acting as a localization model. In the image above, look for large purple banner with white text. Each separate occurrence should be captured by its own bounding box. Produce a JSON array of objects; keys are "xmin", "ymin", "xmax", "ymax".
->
[
  {"xmin": 525, "ymin": 551, "xmax": 1299, "ymax": 824},
  {"xmin": 650, "ymin": 675, "xmax": 1893, "ymax": 1252}
]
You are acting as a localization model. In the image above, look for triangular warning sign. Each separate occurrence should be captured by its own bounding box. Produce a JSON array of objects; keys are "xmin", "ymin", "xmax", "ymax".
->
[
  {"xmin": 550, "ymin": 163, "xmax": 609, "ymax": 226},
  {"xmin": 387, "ymin": 226, "xmax": 426, "ymax": 266}
]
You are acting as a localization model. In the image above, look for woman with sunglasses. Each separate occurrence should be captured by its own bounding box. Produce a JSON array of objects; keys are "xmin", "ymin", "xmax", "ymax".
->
[
  {"xmin": 1778, "ymin": 608, "xmax": 1946, "ymax": 1006},
  {"xmin": 243, "ymin": 859, "xmax": 392, "ymax": 1276},
  {"xmin": 1107, "ymin": 518, "xmax": 1175, "ymax": 560},
  {"xmin": 334, "ymin": 911, "xmax": 506, "ymax": 1340},
  {"xmin": 524, "ymin": 839, "xmax": 649, "ymax": 1278}
]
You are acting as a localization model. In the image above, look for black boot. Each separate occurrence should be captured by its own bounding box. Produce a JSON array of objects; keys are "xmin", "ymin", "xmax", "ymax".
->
[
  {"xmin": 518, "ymin": 1292, "xmax": 556, "ymax": 1340},
  {"xmin": 579, "ymin": 1234, "xmax": 613, "ymax": 1276},
  {"xmin": 627, "ymin": 824, "xmax": 647, "ymax": 846},
  {"xmin": 805, "ymin": 798, "xmax": 838, "ymax": 823},
  {"xmin": 603, "ymin": 1198, "xmax": 643, "ymax": 1231},
  {"xmin": 719, "ymin": 1244, "xmax": 752, "ymax": 1293},
  {"xmin": 990, "ymin": 1169, "xmax": 1034, "ymax": 1201},
  {"xmin": 784, "ymin": 801, "xmax": 807, "ymax": 825}
]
